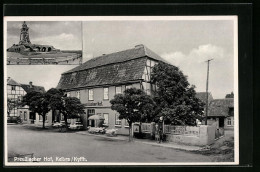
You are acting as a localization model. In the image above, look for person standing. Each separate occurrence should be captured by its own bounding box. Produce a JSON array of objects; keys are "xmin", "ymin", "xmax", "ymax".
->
[{"xmin": 158, "ymin": 116, "xmax": 164, "ymax": 143}]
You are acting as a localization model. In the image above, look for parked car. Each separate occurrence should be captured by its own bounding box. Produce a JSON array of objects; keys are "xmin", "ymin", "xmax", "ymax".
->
[{"xmin": 7, "ymin": 116, "xmax": 22, "ymax": 124}]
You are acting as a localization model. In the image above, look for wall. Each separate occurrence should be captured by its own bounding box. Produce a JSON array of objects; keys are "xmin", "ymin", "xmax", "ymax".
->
[
  {"xmin": 17, "ymin": 107, "xmax": 30, "ymax": 124},
  {"xmin": 224, "ymin": 116, "xmax": 234, "ymax": 129},
  {"xmin": 73, "ymin": 82, "xmax": 141, "ymax": 135},
  {"xmin": 166, "ymin": 125, "xmax": 216, "ymax": 146}
]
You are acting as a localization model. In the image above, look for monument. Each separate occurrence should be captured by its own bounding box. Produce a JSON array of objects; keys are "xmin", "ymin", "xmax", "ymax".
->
[
  {"xmin": 7, "ymin": 21, "xmax": 60, "ymax": 53},
  {"xmin": 6, "ymin": 21, "xmax": 82, "ymax": 65}
]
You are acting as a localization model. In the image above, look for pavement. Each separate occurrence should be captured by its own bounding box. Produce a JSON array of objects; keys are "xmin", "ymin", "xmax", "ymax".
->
[
  {"xmin": 7, "ymin": 124, "xmax": 215, "ymax": 163},
  {"xmin": 76, "ymin": 131, "xmax": 202, "ymax": 151}
]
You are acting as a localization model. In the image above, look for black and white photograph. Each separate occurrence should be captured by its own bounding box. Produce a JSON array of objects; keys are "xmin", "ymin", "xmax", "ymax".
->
[
  {"xmin": 4, "ymin": 16, "xmax": 238, "ymax": 166},
  {"xmin": 6, "ymin": 21, "xmax": 83, "ymax": 65}
]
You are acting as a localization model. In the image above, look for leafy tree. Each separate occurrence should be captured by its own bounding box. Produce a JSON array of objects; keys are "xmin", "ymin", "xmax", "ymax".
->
[
  {"xmin": 59, "ymin": 97, "xmax": 86, "ymax": 129},
  {"xmin": 225, "ymin": 92, "xmax": 234, "ymax": 98},
  {"xmin": 46, "ymin": 88, "xmax": 85, "ymax": 129},
  {"xmin": 22, "ymin": 91, "xmax": 50, "ymax": 128},
  {"xmin": 151, "ymin": 62, "xmax": 205, "ymax": 125},
  {"xmin": 110, "ymin": 88, "xmax": 155, "ymax": 141},
  {"xmin": 7, "ymin": 98, "xmax": 17, "ymax": 116}
]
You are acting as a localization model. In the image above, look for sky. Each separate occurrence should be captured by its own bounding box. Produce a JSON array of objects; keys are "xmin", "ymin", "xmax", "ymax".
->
[{"xmin": 6, "ymin": 18, "xmax": 235, "ymax": 99}]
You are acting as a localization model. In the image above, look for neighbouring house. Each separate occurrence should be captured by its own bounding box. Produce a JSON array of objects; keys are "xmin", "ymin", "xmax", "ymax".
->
[
  {"xmin": 196, "ymin": 92, "xmax": 234, "ymax": 129},
  {"xmin": 207, "ymin": 98, "xmax": 234, "ymax": 129},
  {"xmin": 7, "ymin": 77, "xmax": 47, "ymax": 124},
  {"xmin": 195, "ymin": 92, "xmax": 214, "ymax": 105},
  {"xmin": 56, "ymin": 44, "xmax": 168, "ymax": 135}
]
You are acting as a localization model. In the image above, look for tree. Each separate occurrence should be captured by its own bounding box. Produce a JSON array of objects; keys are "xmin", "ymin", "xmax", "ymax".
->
[
  {"xmin": 225, "ymin": 92, "xmax": 234, "ymax": 98},
  {"xmin": 110, "ymin": 88, "xmax": 155, "ymax": 141},
  {"xmin": 22, "ymin": 91, "xmax": 50, "ymax": 128},
  {"xmin": 59, "ymin": 97, "xmax": 86, "ymax": 129},
  {"xmin": 7, "ymin": 98, "xmax": 17, "ymax": 116},
  {"xmin": 46, "ymin": 88, "xmax": 85, "ymax": 130},
  {"xmin": 151, "ymin": 62, "xmax": 205, "ymax": 125}
]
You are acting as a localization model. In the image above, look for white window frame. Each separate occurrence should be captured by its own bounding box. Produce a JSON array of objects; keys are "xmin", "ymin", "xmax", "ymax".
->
[
  {"xmin": 76, "ymin": 91, "xmax": 80, "ymax": 99},
  {"xmin": 103, "ymin": 87, "xmax": 109, "ymax": 100},
  {"xmin": 115, "ymin": 113, "xmax": 122, "ymax": 126},
  {"xmin": 115, "ymin": 86, "xmax": 122, "ymax": 94},
  {"xmin": 88, "ymin": 89, "xmax": 94, "ymax": 101},
  {"xmin": 103, "ymin": 113, "xmax": 109, "ymax": 126},
  {"xmin": 24, "ymin": 111, "xmax": 27, "ymax": 121},
  {"xmin": 124, "ymin": 119, "xmax": 129, "ymax": 128},
  {"xmin": 125, "ymin": 85, "xmax": 132, "ymax": 90},
  {"xmin": 227, "ymin": 118, "xmax": 232, "ymax": 126}
]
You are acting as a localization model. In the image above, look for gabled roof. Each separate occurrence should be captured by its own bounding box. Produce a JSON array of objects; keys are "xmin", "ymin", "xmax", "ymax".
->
[
  {"xmin": 20, "ymin": 84, "xmax": 46, "ymax": 93},
  {"xmin": 196, "ymin": 92, "xmax": 214, "ymax": 104},
  {"xmin": 7, "ymin": 78, "xmax": 21, "ymax": 86},
  {"xmin": 208, "ymin": 98, "xmax": 234, "ymax": 117},
  {"xmin": 63, "ymin": 44, "xmax": 166, "ymax": 74},
  {"xmin": 57, "ymin": 57, "xmax": 146, "ymax": 90}
]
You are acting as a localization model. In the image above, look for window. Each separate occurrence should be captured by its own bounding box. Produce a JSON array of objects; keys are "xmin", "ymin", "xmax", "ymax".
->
[
  {"xmin": 11, "ymin": 86, "xmax": 16, "ymax": 91},
  {"xmin": 103, "ymin": 113, "xmax": 109, "ymax": 126},
  {"xmin": 20, "ymin": 111, "xmax": 23, "ymax": 117},
  {"xmin": 39, "ymin": 115, "xmax": 42, "ymax": 121},
  {"xmin": 125, "ymin": 119, "xmax": 129, "ymax": 127},
  {"xmin": 115, "ymin": 113, "xmax": 121, "ymax": 126},
  {"xmin": 17, "ymin": 95, "xmax": 22, "ymax": 102},
  {"xmin": 227, "ymin": 118, "xmax": 232, "ymax": 126},
  {"xmin": 88, "ymin": 89, "xmax": 94, "ymax": 100},
  {"xmin": 126, "ymin": 85, "xmax": 132, "ymax": 90},
  {"xmin": 76, "ymin": 91, "xmax": 80, "ymax": 99},
  {"xmin": 87, "ymin": 109, "xmax": 95, "ymax": 116},
  {"xmin": 66, "ymin": 92, "xmax": 70, "ymax": 97},
  {"xmin": 103, "ymin": 88, "xmax": 109, "ymax": 100},
  {"xmin": 146, "ymin": 59, "xmax": 151, "ymax": 67},
  {"xmin": 116, "ymin": 86, "xmax": 122, "ymax": 94},
  {"xmin": 24, "ymin": 112, "xmax": 27, "ymax": 121},
  {"xmin": 70, "ymin": 72, "xmax": 77, "ymax": 83}
]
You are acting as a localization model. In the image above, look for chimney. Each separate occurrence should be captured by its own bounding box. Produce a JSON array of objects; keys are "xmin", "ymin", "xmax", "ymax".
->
[
  {"xmin": 135, "ymin": 44, "xmax": 144, "ymax": 49},
  {"xmin": 29, "ymin": 81, "xmax": 33, "ymax": 88}
]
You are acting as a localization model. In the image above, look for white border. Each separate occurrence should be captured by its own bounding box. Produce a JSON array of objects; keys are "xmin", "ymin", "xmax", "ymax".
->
[{"xmin": 4, "ymin": 16, "xmax": 239, "ymax": 166}]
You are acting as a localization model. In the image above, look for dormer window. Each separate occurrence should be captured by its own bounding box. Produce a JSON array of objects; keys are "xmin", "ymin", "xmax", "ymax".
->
[{"xmin": 70, "ymin": 72, "xmax": 77, "ymax": 83}]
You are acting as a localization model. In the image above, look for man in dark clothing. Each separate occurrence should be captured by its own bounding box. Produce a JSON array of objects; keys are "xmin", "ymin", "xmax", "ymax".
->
[{"xmin": 158, "ymin": 116, "xmax": 164, "ymax": 143}]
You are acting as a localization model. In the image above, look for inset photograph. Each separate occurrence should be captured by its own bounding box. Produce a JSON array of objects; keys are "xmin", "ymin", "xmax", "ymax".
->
[{"xmin": 6, "ymin": 21, "xmax": 82, "ymax": 65}]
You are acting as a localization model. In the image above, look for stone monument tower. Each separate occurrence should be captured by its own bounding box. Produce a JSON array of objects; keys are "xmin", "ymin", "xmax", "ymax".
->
[{"xmin": 19, "ymin": 21, "xmax": 31, "ymax": 45}]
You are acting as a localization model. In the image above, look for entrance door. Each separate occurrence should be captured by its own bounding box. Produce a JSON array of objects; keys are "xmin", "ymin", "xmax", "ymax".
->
[
  {"xmin": 29, "ymin": 112, "xmax": 36, "ymax": 124},
  {"xmin": 219, "ymin": 117, "xmax": 224, "ymax": 128},
  {"xmin": 91, "ymin": 120, "xmax": 95, "ymax": 127}
]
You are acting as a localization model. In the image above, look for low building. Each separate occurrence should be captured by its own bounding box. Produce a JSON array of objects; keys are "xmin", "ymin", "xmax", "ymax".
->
[
  {"xmin": 57, "ymin": 44, "xmax": 167, "ymax": 135},
  {"xmin": 196, "ymin": 92, "xmax": 234, "ymax": 129},
  {"xmin": 195, "ymin": 92, "xmax": 214, "ymax": 105},
  {"xmin": 7, "ymin": 77, "xmax": 46, "ymax": 124},
  {"xmin": 207, "ymin": 98, "xmax": 234, "ymax": 129}
]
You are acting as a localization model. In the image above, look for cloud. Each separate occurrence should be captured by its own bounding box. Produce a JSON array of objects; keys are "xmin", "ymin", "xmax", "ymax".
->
[
  {"xmin": 160, "ymin": 44, "xmax": 233, "ymax": 99},
  {"xmin": 32, "ymin": 33, "xmax": 81, "ymax": 50},
  {"xmin": 161, "ymin": 44, "xmax": 225, "ymax": 66}
]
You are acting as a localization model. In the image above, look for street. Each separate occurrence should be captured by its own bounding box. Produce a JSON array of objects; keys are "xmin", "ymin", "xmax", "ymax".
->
[{"xmin": 7, "ymin": 125, "xmax": 213, "ymax": 163}]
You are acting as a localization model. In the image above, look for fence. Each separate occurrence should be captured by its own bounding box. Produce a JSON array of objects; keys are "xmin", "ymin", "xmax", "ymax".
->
[{"xmin": 164, "ymin": 125, "xmax": 200, "ymax": 136}]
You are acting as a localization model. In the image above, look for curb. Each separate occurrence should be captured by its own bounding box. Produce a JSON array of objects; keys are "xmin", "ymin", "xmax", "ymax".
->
[{"xmin": 75, "ymin": 131, "xmax": 202, "ymax": 151}]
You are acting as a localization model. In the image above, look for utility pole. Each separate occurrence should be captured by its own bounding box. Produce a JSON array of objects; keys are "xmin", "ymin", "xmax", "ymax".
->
[
  {"xmin": 80, "ymin": 21, "xmax": 83, "ymax": 65},
  {"xmin": 205, "ymin": 59, "xmax": 213, "ymax": 125}
]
